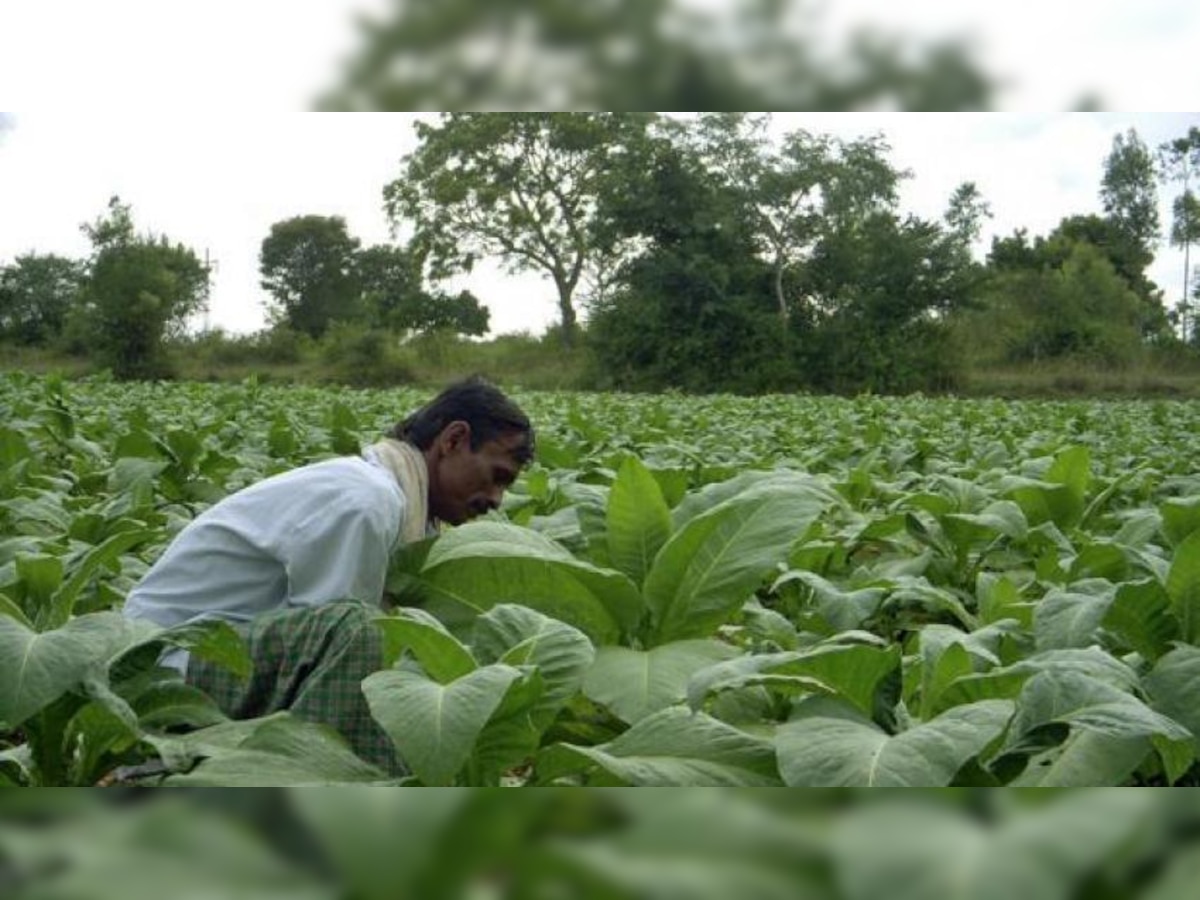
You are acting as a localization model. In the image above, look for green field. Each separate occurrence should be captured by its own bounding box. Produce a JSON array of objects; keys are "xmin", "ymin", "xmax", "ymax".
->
[{"xmin": 3, "ymin": 371, "xmax": 1200, "ymax": 786}]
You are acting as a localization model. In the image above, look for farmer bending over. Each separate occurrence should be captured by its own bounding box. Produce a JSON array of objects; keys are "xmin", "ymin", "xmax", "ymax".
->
[{"xmin": 122, "ymin": 377, "xmax": 534, "ymax": 773}]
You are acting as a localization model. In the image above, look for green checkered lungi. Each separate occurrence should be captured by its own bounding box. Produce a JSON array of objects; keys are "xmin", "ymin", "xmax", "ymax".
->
[{"xmin": 185, "ymin": 601, "xmax": 404, "ymax": 775}]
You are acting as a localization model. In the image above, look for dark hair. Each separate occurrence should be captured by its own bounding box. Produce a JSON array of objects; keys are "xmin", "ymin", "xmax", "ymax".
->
[{"xmin": 389, "ymin": 376, "xmax": 534, "ymax": 464}]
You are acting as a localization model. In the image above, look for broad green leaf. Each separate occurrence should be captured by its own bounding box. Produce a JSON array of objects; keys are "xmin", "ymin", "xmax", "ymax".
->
[
  {"xmin": 936, "ymin": 647, "xmax": 1138, "ymax": 715},
  {"xmin": 0, "ymin": 591, "xmax": 32, "ymax": 629},
  {"xmin": 1009, "ymin": 670, "xmax": 1192, "ymax": 749},
  {"xmin": 374, "ymin": 607, "xmax": 476, "ymax": 682},
  {"xmin": 363, "ymin": 663, "xmax": 523, "ymax": 785},
  {"xmin": 1034, "ymin": 587, "xmax": 1113, "ymax": 651},
  {"xmin": 771, "ymin": 569, "xmax": 885, "ymax": 632},
  {"xmin": 39, "ymin": 528, "xmax": 158, "ymax": 630},
  {"xmin": 1161, "ymin": 495, "xmax": 1200, "ymax": 548},
  {"xmin": 1101, "ymin": 578, "xmax": 1177, "ymax": 662},
  {"xmin": 538, "ymin": 706, "xmax": 781, "ymax": 786},
  {"xmin": 419, "ymin": 522, "xmax": 641, "ymax": 643},
  {"xmin": 583, "ymin": 640, "xmax": 739, "ymax": 725},
  {"xmin": 1166, "ymin": 528, "xmax": 1200, "ymax": 644},
  {"xmin": 148, "ymin": 618, "xmax": 254, "ymax": 680},
  {"xmin": 1008, "ymin": 731, "xmax": 1151, "ymax": 786},
  {"xmin": 644, "ymin": 481, "xmax": 830, "ymax": 644},
  {"xmin": 1144, "ymin": 645, "xmax": 1200, "ymax": 753},
  {"xmin": 474, "ymin": 603, "xmax": 595, "ymax": 727},
  {"xmin": 0, "ymin": 612, "xmax": 134, "ymax": 728},
  {"xmin": 164, "ymin": 714, "xmax": 386, "ymax": 786},
  {"xmin": 15, "ymin": 554, "xmax": 63, "ymax": 609},
  {"xmin": 776, "ymin": 699, "xmax": 1014, "ymax": 786},
  {"xmin": 832, "ymin": 790, "xmax": 1160, "ymax": 900},
  {"xmin": 942, "ymin": 500, "xmax": 1028, "ymax": 550},
  {"xmin": 606, "ymin": 456, "xmax": 672, "ymax": 587},
  {"xmin": 669, "ymin": 470, "xmax": 836, "ymax": 532},
  {"xmin": 688, "ymin": 643, "xmax": 900, "ymax": 719}
]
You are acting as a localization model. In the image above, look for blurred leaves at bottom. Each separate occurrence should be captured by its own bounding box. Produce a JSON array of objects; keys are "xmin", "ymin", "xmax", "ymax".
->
[{"xmin": 1, "ymin": 789, "xmax": 1197, "ymax": 900}]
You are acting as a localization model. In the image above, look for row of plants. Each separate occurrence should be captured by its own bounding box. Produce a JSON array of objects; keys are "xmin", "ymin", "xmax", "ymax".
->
[{"xmin": 2, "ymin": 372, "xmax": 1199, "ymax": 784}]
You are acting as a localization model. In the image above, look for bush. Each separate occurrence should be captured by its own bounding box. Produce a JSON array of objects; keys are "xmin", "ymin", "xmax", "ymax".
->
[{"xmin": 319, "ymin": 322, "xmax": 414, "ymax": 387}]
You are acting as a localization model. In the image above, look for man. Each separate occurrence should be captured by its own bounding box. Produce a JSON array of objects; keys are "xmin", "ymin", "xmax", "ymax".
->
[{"xmin": 123, "ymin": 377, "xmax": 534, "ymax": 772}]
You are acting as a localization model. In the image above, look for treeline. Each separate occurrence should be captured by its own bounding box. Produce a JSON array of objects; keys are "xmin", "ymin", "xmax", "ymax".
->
[{"xmin": 2, "ymin": 115, "xmax": 1199, "ymax": 393}]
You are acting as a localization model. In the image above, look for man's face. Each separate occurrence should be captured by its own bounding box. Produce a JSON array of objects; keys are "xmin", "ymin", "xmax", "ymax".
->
[{"xmin": 428, "ymin": 423, "xmax": 527, "ymax": 526}]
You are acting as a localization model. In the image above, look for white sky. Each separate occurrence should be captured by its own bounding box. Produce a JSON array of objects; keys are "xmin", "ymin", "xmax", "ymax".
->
[{"xmin": 1, "ymin": 1, "xmax": 1198, "ymax": 335}]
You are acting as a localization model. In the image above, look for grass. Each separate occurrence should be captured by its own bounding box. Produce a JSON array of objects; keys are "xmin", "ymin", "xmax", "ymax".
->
[{"xmin": 5, "ymin": 331, "xmax": 1200, "ymax": 399}]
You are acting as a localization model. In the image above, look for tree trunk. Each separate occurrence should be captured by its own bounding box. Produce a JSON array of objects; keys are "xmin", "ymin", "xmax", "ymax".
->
[
  {"xmin": 773, "ymin": 262, "xmax": 789, "ymax": 326},
  {"xmin": 555, "ymin": 277, "xmax": 577, "ymax": 349}
]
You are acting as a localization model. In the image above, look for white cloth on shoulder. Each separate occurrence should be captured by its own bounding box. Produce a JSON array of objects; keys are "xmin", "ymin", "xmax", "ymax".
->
[{"xmin": 365, "ymin": 438, "xmax": 431, "ymax": 543}]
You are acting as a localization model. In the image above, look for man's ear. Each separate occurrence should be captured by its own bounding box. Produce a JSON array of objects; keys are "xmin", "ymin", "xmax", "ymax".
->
[{"xmin": 439, "ymin": 420, "xmax": 471, "ymax": 454}]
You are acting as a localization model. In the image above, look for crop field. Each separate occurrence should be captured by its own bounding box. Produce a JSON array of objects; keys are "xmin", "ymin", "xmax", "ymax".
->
[{"xmin": 2, "ymin": 370, "xmax": 1200, "ymax": 786}]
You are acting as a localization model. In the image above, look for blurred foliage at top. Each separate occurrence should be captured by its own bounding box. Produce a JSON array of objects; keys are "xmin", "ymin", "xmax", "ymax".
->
[{"xmin": 318, "ymin": 0, "xmax": 994, "ymax": 111}]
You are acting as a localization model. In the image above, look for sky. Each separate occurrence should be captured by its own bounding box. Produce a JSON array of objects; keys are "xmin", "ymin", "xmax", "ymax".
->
[
  {"xmin": 2, "ymin": 112, "xmax": 1198, "ymax": 337},
  {"xmin": 1, "ymin": 1, "xmax": 1198, "ymax": 336}
]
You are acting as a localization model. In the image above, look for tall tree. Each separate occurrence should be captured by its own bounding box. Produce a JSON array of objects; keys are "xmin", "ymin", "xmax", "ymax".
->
[
  {"xmin": 944, "ymin": 182, "xmax": 993, "ymax": 251},
  {"xmin": 1158, "ymin": 126, "xmax": 1200, "ymax": 342},
  {"xmin": 259, "ymin": 215, "xmax": 362, "ymax": 339},
  {"xmin": 385, "ymin": 113, "xmax": 653, "ymax": 347},
  {"xmin": 80, "ymin": 197, "xmax": 209, "ymax": 379},
  {"xmin": 670, "ymin": 114, "xmax": 903, "ymax": 325},
  {"xmin": 0, "ymin": 253, "xmax": 85, "ymax": 345},
  {"xmin": 1101, "ymin": 128, "xmax": 1160, "ymax": 264}
]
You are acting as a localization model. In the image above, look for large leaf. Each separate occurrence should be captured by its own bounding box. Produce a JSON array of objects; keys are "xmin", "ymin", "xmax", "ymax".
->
[
  {"xmin": 1144, "ymin": 645, "xmax": 1200, "ymax": 753},
  {"xmin": 418, "ymin": 522, "xmax": 641, "ymax": 644},
  {"xmin": 362, "ymin": 663, "xmax": 524, "ymax": 785},
  {"xmin": 776, "ymin": 699, "xmax": 1014, "ymax": 786},
  {"xmin": 1166, "ymin": 528, "xmax": 1200, "ymax": 644},
  {"xmin": 162, "ymin": 715, "xmax": 386, "ymax": 786},
  {"xmin": 1161, "ymin": 495, "xmax": 1200, "ymax": 548},
  {"xmin": 538, "ymin": 706, "xmax": 782, "ymax": 786},
  {"xmin": 832, "ymin": 790, "xmax": 1161, "ymax": 900},
  {"xmin": 687, "ymin": 643, "xmax": 900, "ymax": 719},
  {"xmin": 473, "ymin": 603, "xmax": 595, "ymax": 727},
  {"xmin": 606, "ymin": 456, "xmax": 672, "ymax": 588},
  {"xmin": 1008, "ymin": 670, "xmax": 1192, "ymax": 750},
  {"xmin": 1102, "ymin": 578, "xmax": 1177, "ymax": 662},
  {"xmin": 374, "ymin": 607, "xmax": 477, "ymax": 682},
  {"xmin": 0, "ymin": 612, "xmax": 134, "ymax": 728},
  {"xmin": 1008, "ymin": 731, "xmax": 1151, "ymax": 786},
  {"xmin": 583, "ymin": 640, "xmax": 739, "ymax": 725},
  {"xmin": 37, "ymin": 528, "xmax": 158, "ymax": 630},
  {"xmin": 644, "ymin": 480, "xmax": 830, "ymax": 645},
  {"xmin": 1033, "ymin": 586, "xmax": 1113, "ymax": 651}
]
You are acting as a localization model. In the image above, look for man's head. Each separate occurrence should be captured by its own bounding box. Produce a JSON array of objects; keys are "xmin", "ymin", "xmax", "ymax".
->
[{"xmin": 390, "ymin": 377, "xmax": 534, "ymax": 525}]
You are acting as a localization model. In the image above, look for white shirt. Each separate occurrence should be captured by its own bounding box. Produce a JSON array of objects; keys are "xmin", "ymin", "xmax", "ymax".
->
[{"xmin": 123, "ymin": 453, "xmax": 409, "ymax": 672}]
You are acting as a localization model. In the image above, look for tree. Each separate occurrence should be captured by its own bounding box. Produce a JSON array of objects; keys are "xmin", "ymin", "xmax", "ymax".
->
[
  {"xmin": 357, "ymin": 243, "xmax": 489, "ymax": 336},
  {"xmin": 1101, "ymin": 128, "xmax": 1160, "ymax": 264},
  {"xmin": 385, "ymin": 113, "xmax": 654, "ymax": 348},
  {"xmin": 319, "ymin": 0, "xmax": 993, "ymax": 111},
  {"xmin": 966, "ymin": 240, "xmax": 1148, "ymax": 368},
  {"xmin": 796, "ymin": 212, "xmax": 976, "ymax": 392},
  {"xmin": 0, "ymin": 253, "xmax": 85, "ymax": 345},
  {"xmin": 944, "ymin": 181, "xmax": 992, "ymax": 251},
  {"xmin": 1158, "ymin": 127, "xmax": 1200, "ymax": 342},
  {"xmin": 588, "ymin": 140, "xmax": 790, "ymax": 392},
  {"xmin": 260, "ymin": 216, "xmax": 362, "ymax": 339},
  {"xmin": 666, "ymin": 114, "xmax": 904, "ymax": 325},
  {"xmin": 79, "ymin": 197, "xmax": 209, "ymax": 379}
]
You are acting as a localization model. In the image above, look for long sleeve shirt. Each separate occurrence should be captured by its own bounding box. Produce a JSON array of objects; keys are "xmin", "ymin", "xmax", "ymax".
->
[{"xmin": 122, "ymin": 453, "xmax": 410, "ymax": 672}]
